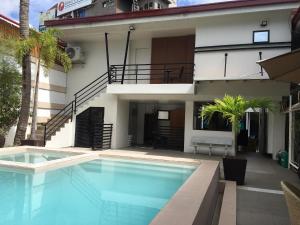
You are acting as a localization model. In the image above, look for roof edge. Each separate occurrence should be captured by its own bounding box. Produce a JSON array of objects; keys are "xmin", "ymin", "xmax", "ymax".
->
[
  {"xmin": 0, "ymin": 14, "xmax": 19, "ymax": 27},
  {"xmin": 45, "ymin": 0, "xmax": 300, "ymax": 27}
]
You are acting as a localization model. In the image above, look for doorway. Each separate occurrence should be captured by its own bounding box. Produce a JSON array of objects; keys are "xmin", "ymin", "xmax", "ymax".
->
[
  {"xmin": 75, "ymin": 107, "xmax": 104, "ymax": 148},
  {"xmin": 241, "ymin": 110, "xmax": 268, "ymax": 154},
  {"xmin": 128, "ymin": 102, "xmax": 185, "ymax": 151}
]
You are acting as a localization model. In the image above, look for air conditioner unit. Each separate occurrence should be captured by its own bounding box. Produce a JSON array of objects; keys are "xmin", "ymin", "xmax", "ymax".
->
[{"xmin": 66, "ymin": 46, "xmax": 84, "ymax": 63}]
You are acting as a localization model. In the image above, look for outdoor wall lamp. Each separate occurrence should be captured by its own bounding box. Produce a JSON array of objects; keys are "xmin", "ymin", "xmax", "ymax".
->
[
  {"xmin": 260, "ymin": 19, "xmax": 268, "ymax": 27},
  {"xmin": 129, "ymin": 25, "xmax": 136, "ymax": 31}
]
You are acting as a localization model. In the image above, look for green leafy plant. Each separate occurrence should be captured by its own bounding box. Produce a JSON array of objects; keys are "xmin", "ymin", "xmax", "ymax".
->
[
  {"xmin": 0, "ymin": 58, "xmax": 21, "ymax": 138},
  {"xmin": 201, "ymin": 95, "xmax": 274, "ymax": 155},
  {"xmin": 15, "ymin": 28, "xmax": 72, "ymax": 140}
]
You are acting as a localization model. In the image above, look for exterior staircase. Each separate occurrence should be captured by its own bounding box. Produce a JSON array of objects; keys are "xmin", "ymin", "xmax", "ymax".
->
[
  {"xmin": 44, "ymin": 72, "xmax": 109, "ymax": 143},
  {"xmin": 27, "ymin": 124, "xmax": 45, "ymax": 140}
]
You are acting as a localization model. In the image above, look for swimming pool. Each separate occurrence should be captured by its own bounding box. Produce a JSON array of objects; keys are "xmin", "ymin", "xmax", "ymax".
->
[
  {"xmin": 0, "ymin": 158, "xmax": 195, "ymax": 225},
  {"xmin": 0, "ymin": 151, "xmax": 72, "ymax": 164}
]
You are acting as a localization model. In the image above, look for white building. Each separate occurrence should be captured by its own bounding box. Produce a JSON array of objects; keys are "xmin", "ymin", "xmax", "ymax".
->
[{"xmin": 43, "ymin": 0, "xmax": 299, "ymax": 159}]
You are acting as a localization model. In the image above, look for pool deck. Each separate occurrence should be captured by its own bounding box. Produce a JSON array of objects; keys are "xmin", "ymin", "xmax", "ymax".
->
[{"xmin": 91, "ymin": 147, "xmax": 300, "ymax": 225}]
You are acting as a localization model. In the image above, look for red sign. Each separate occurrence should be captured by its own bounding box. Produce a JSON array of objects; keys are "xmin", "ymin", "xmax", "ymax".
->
[{"xmin": 58, "ymin": 2, "xmax": 65, "ymax": 11}]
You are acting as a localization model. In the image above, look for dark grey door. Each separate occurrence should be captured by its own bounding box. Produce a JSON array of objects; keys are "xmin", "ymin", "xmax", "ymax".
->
[{"xmin": 75, "ymin": 107, "xmax": 104, "ymax": 148}]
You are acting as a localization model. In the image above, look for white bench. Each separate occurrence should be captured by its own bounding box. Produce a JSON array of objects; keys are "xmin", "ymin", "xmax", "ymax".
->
[{"xmin": 191, "ymin": 136, "xmax": 233, "ymax": 156}]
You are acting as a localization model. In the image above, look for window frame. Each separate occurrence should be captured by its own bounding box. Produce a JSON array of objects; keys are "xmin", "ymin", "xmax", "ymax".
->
[
  {"xmin": 158, "ymin": 110, "xmax": 169, "ymax": 120},
  {"xmin": 253, "ymin": 30, "xmax": 270, "ymax": 44}
]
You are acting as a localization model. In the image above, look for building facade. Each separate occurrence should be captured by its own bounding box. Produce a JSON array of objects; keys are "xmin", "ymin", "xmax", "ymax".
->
[{"xmin": 43, "ymin": 0, "xmax": 299, "ymax": 159}]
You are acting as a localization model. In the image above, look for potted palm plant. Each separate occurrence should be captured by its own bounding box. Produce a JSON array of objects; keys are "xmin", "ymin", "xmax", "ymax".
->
[{"xmin": 201, "ymin": 95, "xmax": 273, "ymax": 185}]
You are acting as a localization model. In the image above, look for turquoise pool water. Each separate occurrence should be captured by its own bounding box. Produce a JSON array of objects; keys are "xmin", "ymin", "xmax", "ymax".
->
[
  {"xmin": 0, "ymin": 152, "xmax": 72, "ymax": 164},
  {"xmin": 0, "ymin": 159, "xmax": 195, "ymax": 225}
]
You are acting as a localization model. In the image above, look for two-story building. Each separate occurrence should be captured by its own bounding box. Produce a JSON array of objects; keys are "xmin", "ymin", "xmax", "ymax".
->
[{"xmin": 43, "ymin": 0, "xmax": 299, "ymax": 159}]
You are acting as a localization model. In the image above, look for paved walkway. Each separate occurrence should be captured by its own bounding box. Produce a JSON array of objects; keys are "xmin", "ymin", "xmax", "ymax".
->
[{"xmin": 236, "ymin": 152, "xmax": 299, "ymax": 225}]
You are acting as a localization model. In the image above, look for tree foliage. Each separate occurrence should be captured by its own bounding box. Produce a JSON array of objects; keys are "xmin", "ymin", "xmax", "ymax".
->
[
  {"xmin": 15, "ymin": 29, "xmax": 72, "ymax": 72},
  {"xmin": 0, "ymin": 59, "xmax": 21, "ymax": 136}
]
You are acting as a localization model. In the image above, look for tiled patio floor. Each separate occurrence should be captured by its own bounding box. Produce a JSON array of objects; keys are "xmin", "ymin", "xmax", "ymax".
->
[{"xmin": 94, "ymin": 147, "xmax": 300, "ymax": 225}]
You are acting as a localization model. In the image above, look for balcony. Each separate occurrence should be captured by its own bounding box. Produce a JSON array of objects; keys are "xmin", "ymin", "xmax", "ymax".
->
[
  {"xmin": 106, "ymin": 63, "xmax": 195, "ymax": 96},
  {"xmin": 109, "ymin": 63, "xmax": 194, "ymax": 84}
]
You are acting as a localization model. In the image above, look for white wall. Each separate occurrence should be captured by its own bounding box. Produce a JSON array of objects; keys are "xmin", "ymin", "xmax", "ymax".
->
[
  {"xmin": 267, "ymin": 108, "xmax": 286, "ymax": 159},
  {"xmin": 194, "ymin": 10, "xmax": 292, "ymax": 80},
  {"xmin": 114, "ymin": 100, "xmax": 130, "ymax": 148},
  {"xmin": 66, "ymin": 40, "xmax": 128, "ymax": 101}
]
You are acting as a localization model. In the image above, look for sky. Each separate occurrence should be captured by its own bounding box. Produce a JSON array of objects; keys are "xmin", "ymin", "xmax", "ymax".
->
[{"xmin": 0, "ymin": 0, "xmax": 234, "ymax": 28}]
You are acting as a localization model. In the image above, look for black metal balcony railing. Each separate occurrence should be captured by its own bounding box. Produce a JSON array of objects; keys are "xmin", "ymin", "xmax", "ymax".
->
[{"xmin": 110, "ymin": 63, "xmax": 194, "ymax": 84}]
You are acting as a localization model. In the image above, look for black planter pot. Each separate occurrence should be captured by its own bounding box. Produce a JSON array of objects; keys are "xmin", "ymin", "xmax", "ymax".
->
[
  {"xmin": 223, "ymin": 157, "xmax": 247, "ymax": 185},
  {"xmin": 0, "ymin": 135, "xmax": 5, "ymax": 148}
]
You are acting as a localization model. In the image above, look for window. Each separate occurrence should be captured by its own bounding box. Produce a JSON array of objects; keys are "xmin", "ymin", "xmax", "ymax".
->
[
  {"xmin": 144, "ymin": 3, "xmax": 148, "ymax": 9},
  {"xmin": 253, "ymin": 30, "xmax": 269, "ymax": 44},
  {"xmin": 193, "ymin": 102, "xmax": 231, "ymax": 131},
  {"xmin": 157, "ymin": 3, "xmax": 161, "ymax": 8},
  {"xmin": 158, "ymin": 111, "xmax": 169, "ymax": 120},
  {"xmin": 73, "ymin": 9, "xmax": 85, "ymax": 18},
  {"xmin": 149, "ymin": 2, "xmax": 153, "ymax": 8}
]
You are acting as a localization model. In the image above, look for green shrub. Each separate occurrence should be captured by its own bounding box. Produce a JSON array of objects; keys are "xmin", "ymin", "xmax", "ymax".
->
[{"xmin": 0, "ymin": 58, "xmax": 21, "ymax": 137}]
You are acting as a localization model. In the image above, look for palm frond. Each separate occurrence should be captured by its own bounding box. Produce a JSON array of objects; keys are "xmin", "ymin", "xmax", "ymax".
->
[{"xmin": 201, "ymin": 95, "xmax": 274, "ymax": 131}]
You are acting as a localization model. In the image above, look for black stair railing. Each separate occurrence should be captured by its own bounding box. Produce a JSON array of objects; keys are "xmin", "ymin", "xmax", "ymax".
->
[
  {"xmin": 44, "ymin": 72, "xmax": 109, "ymax": 144},
  {"xmin": 44, "ymin": 101, "xmax": 74, "ymax": 141},
  {"xmin": 74, "ymin": 72, "xmax": 109, "ymax": 113}
]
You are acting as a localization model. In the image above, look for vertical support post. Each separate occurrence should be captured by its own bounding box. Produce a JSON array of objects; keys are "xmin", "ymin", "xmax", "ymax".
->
[
  {"xmin": 122, "ymin": 30, "xmax": 131, "ymax": 84},
  {"xmin": 288, "ymin": 94, "xmax": 293, "ymax": 169},
  {"xmin": 259, "ymin": 51, "xmax": 263, "ymax": 76},
  {"xmin": 74, "ymin": 95, "xmax": 77, "ymax": 115},
  {"xmin": 135, "ymin": 64, "xmax": 138, "ymax": 84},
  {"xmin": 43, "ymin": 125, "xmax": 46, "ymax": 146},
  {"xmin": 71, "ymin": 101, "xmax": 74, "ymax": 122},
  {"xmin": 224, "ymin": 53, "xmax": 228, "ymax": 77},
  {"xmin": 105, "ymin": 33, "xmax": 111, "ymax": 84},
  {"xmin": 163, "ymin": 64, "xmax": 167, "ymax": 83}
]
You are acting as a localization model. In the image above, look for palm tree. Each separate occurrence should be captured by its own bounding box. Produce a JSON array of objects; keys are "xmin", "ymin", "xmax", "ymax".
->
[
  {"xmin": 201, "ymin": 95, "xmax": 274, "ymax": 155},
  {"xmin": 15, "ymin": 29, "xmax": 72, "ymax": 139},
  {"xmin": 14, "ymin": 0, "xmax": 31, "ymax": 145}
]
